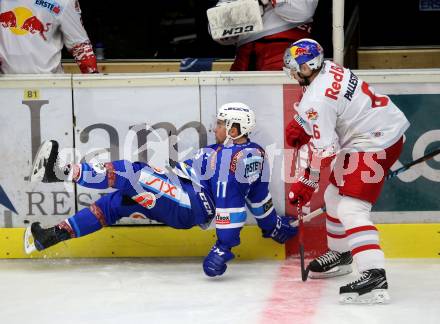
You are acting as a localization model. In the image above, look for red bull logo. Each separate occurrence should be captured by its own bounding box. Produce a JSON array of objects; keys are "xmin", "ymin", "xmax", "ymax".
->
[
  {"xmin": 0, "ymin": 7, "xmax": 51, "ymax": 41},
  {"xmin": 306, "ymin": 108, "xmax": 319, "ymax": 120},
  {"xmin": 0, "ymin": 11, "xmax": 17, "ymax": 28},
  {"xmin": 290, "ymin": 46, "xmax": 310, "ymax": 58}
]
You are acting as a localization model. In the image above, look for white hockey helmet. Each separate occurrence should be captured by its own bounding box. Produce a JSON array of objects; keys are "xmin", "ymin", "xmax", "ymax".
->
[
  {"xmin": 217, "ymin": 102, "xmax": 256, "ymax": 142},
  {"xmin": 283, "ymin": 38, "xmax": 324, "ymax": 78}
]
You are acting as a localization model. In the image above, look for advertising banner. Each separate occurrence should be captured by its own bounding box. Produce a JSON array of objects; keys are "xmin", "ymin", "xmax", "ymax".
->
[
  {"xmin": 0, "ymin": 76, "xmax": 75, "ymax": 228},
  {"xmin": 1, "ymin": 72, "xmax": 439, "ymax": 230}
]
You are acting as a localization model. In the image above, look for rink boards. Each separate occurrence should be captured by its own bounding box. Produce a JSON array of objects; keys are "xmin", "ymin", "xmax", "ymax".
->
[{"xmin": 0, "ymin": 70, "xmax": 439, "ymax": 259}]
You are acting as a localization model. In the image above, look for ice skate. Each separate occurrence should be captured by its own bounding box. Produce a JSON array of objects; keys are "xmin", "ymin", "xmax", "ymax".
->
[
  {"xmin": 308, "ymin": 250, "xmax": 353, "ymax": 279},
  {"xmin": 339, "ymin": 268, "xmax": 390, "ymax": 304},
  {"xmin": 24, "ymin": 222, "xmax": 71, "ymax": 254},
  {"xmin": 29, "ymin": 140, "xmax": 69, "ymax": 182}
]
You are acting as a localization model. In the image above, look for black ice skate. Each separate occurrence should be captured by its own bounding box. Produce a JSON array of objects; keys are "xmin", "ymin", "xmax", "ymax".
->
[
  {"xmin": 29, "ymin": 140, "xmax": 69, "ymax": 182},
  {"xmin": 24, "ymin": 222, "xmax": 71, "ymax": 254},
  {"xmin": 308, "ymin": 250, "xmax": 353, "ymax": 279},
  {"xmin": 339, "ymin": 268, "xmax": 390, "ymax": 304}
]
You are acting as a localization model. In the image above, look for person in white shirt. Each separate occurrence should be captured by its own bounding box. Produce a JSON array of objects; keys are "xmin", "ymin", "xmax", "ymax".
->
[
  {"xmin": 0, "ymin": 0, "xmax": 97, "ymax": 73},
  {"xmin": 283, "ymin": 38, "xmax": 410, "ymax": 304},
  {"xmin": 215, "ymin": 0, "xmax": 318, "ymax": 71}
]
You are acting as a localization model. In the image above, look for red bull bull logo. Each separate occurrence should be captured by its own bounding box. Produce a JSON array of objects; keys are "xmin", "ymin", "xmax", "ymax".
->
[
  {"xmin": 0, "ymin": 11, "xmax": 17, "ymax": 28},
  {"xmin": 0, "ymin": 7, "xmax": 51, "ymax": 41},
  {"xmin": 290, "ymin": 45, "xmax": 310, "ymax": 58},
  {"xmin": 306, "ymin": 108, "xmax": 319, "ymax": 121}
]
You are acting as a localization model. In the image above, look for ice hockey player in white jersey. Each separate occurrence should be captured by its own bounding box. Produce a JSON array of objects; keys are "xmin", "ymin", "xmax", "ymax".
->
[
  {"xmin": 283, "ymin": 38, "xmax": 410, "ymax": 304},
  {"xmin": 0, "ymin": 0, "xmax": 97, "ymax": 73}
]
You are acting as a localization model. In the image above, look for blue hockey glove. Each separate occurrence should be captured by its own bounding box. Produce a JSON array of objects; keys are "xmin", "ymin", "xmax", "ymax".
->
[
  {"xmin": 263, "ymin": 215, "xmax": 298, "ymax": 244},
  {"xmin": 203, "ymin": 243, "xmax": 235, "ymax": 277}
]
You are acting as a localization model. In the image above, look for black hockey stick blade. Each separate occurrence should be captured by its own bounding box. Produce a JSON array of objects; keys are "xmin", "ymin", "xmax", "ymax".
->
[{"xmin": 299, "ymin": 244, "xmax": 309, "ymax": 281}]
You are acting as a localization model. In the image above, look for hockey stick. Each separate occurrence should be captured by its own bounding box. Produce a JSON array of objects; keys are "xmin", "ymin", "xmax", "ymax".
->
[
  {"xmin": 289, "ymin": 146, "xmax": 440, "ymax": 227},
  {"xmin": 385, "ymin": 147, "xmax": 440, "ymax": 180},
  {"xmin": 296, "ymin": 200, "xmax": 309, "ymax": 281}
]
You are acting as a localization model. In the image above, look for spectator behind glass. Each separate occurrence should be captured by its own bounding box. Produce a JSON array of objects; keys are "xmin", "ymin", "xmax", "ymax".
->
[
  {"xmin": 0, "ymin": 0, "xmax": 97, "ymax": 73},
  {"xmin": 214, "ymin": 0, "xmax": 318, "ymax": 71}
]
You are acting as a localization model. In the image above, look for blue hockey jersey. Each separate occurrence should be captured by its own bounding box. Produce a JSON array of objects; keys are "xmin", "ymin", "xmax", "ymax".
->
[{"xmin": 175, "ymin": 140, "xmax": 278, "ymax": 249}]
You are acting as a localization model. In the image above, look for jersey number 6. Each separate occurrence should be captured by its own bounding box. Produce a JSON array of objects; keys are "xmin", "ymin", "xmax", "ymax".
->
[{"xmin": 361, "ymin": 82, "xmax": 389, "ymax": 108}]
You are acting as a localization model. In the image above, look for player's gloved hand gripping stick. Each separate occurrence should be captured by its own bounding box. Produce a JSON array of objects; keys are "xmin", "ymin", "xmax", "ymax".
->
[{"xmin": 290, "ymin": 146, "xmax": 440, "ymax": 228}]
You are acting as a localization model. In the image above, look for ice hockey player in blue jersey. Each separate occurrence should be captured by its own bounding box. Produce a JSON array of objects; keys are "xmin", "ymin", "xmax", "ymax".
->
[{"xmin": 24, "ymin": 102, "xmax": 297, "ymax": 277}]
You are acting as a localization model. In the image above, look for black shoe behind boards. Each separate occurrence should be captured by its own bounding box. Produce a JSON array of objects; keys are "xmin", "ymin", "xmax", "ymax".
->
[
  {"xmin": 308, "ymin": 250, "xmax": 353, "ymax": 279},
  {"xmin": 339, "ymin": 268, "xmax": 390, "ymax": 304}
]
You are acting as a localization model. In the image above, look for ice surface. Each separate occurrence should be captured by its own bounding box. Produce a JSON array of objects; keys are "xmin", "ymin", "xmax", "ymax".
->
[{"xmin": 0, "ymin": 258, "xmax": 439, "ymax": 324}]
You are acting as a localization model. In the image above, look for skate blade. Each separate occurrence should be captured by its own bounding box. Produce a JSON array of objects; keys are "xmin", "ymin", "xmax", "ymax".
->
[
  {"xmin": 339, "ymin": 289, "xmax": 390, "ymax": 305},
  {"xmin": 309, "ymin": 265, "xmax": 352, "ymax": 279},
  {"xmin": 23, "ymin": 226, "xmax": 37, "ymax": 254},
  {"xmin": 29, "ymin": 141, "xmax": 53, "ymax": 182}
]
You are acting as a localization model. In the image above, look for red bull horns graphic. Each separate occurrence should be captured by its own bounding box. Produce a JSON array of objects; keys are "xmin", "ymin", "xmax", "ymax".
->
[{"xmin": 0, "ymin": 7, "xmax": 51, "ymax": 40}]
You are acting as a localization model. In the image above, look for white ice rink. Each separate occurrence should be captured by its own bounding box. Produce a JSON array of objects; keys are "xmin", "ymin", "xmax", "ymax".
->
[{"xmin": 1, "ymin": 258, "xmax": 439, "ymax": 324}]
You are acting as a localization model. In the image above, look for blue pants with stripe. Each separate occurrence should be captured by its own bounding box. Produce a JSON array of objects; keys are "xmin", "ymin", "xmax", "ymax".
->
[{"xmin": 67, "ymin": 160, "xmax": 210, "ymax": 238}]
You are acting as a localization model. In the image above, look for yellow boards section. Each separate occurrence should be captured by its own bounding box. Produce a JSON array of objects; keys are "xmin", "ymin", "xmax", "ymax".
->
[
  {"xmin": 1, "ymin": 224, "xmax": 439, "ymax": 259},
  {"xmin": 378, "ymin": 224, "xmax": 440, "ymax": 258},
  {"xmin": 0, "ymin": 225, "xmax": 285, "ymax": 260}
]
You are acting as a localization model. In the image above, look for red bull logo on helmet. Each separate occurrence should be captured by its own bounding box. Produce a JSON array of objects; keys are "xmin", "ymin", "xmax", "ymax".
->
[
  {"xmin": 290, "ymin": 46, "xmax": 310, "ymax": 58},
  {"xmin": 0, "ymin": 7, "xmax": 51, "ymax": 41}
]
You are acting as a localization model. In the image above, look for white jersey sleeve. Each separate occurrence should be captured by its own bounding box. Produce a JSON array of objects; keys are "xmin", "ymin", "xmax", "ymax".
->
[
  {"xmin": 297, "ymin": 95, "xmax": 338, "ymax": 152},
  {"xmin": 59, "ymin": 0, "xmax": 89, "ymax": 50},
  {"xmin": 272, "ymin": 0, "xmax": 318, "ymax": 24}
]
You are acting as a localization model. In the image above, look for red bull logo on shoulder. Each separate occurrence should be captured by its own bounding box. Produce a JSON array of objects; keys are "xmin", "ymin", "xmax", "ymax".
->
[{"xmin": 0, "ymin": 7, "xmax": 51, "ymax": 41}]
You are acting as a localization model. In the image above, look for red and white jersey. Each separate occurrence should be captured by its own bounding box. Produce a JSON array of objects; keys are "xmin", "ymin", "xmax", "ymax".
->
[
  {"xmin": 0, "ymin": 0, "xmax": 96, "ymax": 73},
  {"xmin": 297, "ymin": 61, "xmax": 410, "ymax": 153}
]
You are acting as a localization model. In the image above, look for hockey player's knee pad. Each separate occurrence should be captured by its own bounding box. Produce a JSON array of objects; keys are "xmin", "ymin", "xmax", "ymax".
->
[
  {"xmin": 324, "ymin": 184, "xmax": 342, "ymax": 217},
  {"xmin": 336, "ymin": 195, "xmax": 372, "ymax": 229}
]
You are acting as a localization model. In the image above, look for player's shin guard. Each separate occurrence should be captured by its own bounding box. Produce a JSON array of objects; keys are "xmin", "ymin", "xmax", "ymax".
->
[
  {"xmin": 339, "ymin": 268, "xmax": 390, "ymax": 304},
  {"xmin": 24, "ymin": 221, "xmax": 75, "ymax": 254},
  {"xmin": 66, "ymin": 203, "xmax": 109, "ymax": 237}
]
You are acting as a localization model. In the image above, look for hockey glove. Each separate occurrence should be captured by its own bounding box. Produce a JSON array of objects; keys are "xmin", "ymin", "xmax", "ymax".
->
[
  {"xmin": 203, "ymin": 243, "xmax": 235, "ymax": 277},
  {"xmin": 286, "ymin": 114, "xmax": 311, "ymax": 148},
  {"xmin": 288, "ymin": 171, "xmax": 318, "ymax": 205},
  {"xmin": 263, "ymin": 215, "xmax": 298, "ymax": 244}
]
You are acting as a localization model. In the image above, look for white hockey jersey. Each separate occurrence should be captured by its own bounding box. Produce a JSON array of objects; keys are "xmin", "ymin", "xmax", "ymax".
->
[
  {"xmin": 0, "ymin": 0, "xmax": 95, "ymax": 73},
  {"xmin": 297, "ymin": 61, "xmax": 410, "ymax": 153}
]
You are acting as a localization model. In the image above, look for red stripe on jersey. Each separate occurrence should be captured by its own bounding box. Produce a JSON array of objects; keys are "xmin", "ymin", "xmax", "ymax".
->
[
  {"xmin": 327, "ymin": 231, "xmax": 346, "ymax": 239},
  {"xmin": 351, "ymin": 244, "xmax": 381, "ymax": 256},
  {"xmin": 346, "ymin": 225, "xmax": 378, "ymax": 236},
  {"xmin": 326, "ymin": 214, "xmax": 341, "ymax": 224},
  {"xmin": 105, "ymin": 162, "xmax": 116, "ymax": 188},
  {"xmin": 90, "ymin": 203, "xmax": 107, "ymax": 227}
]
